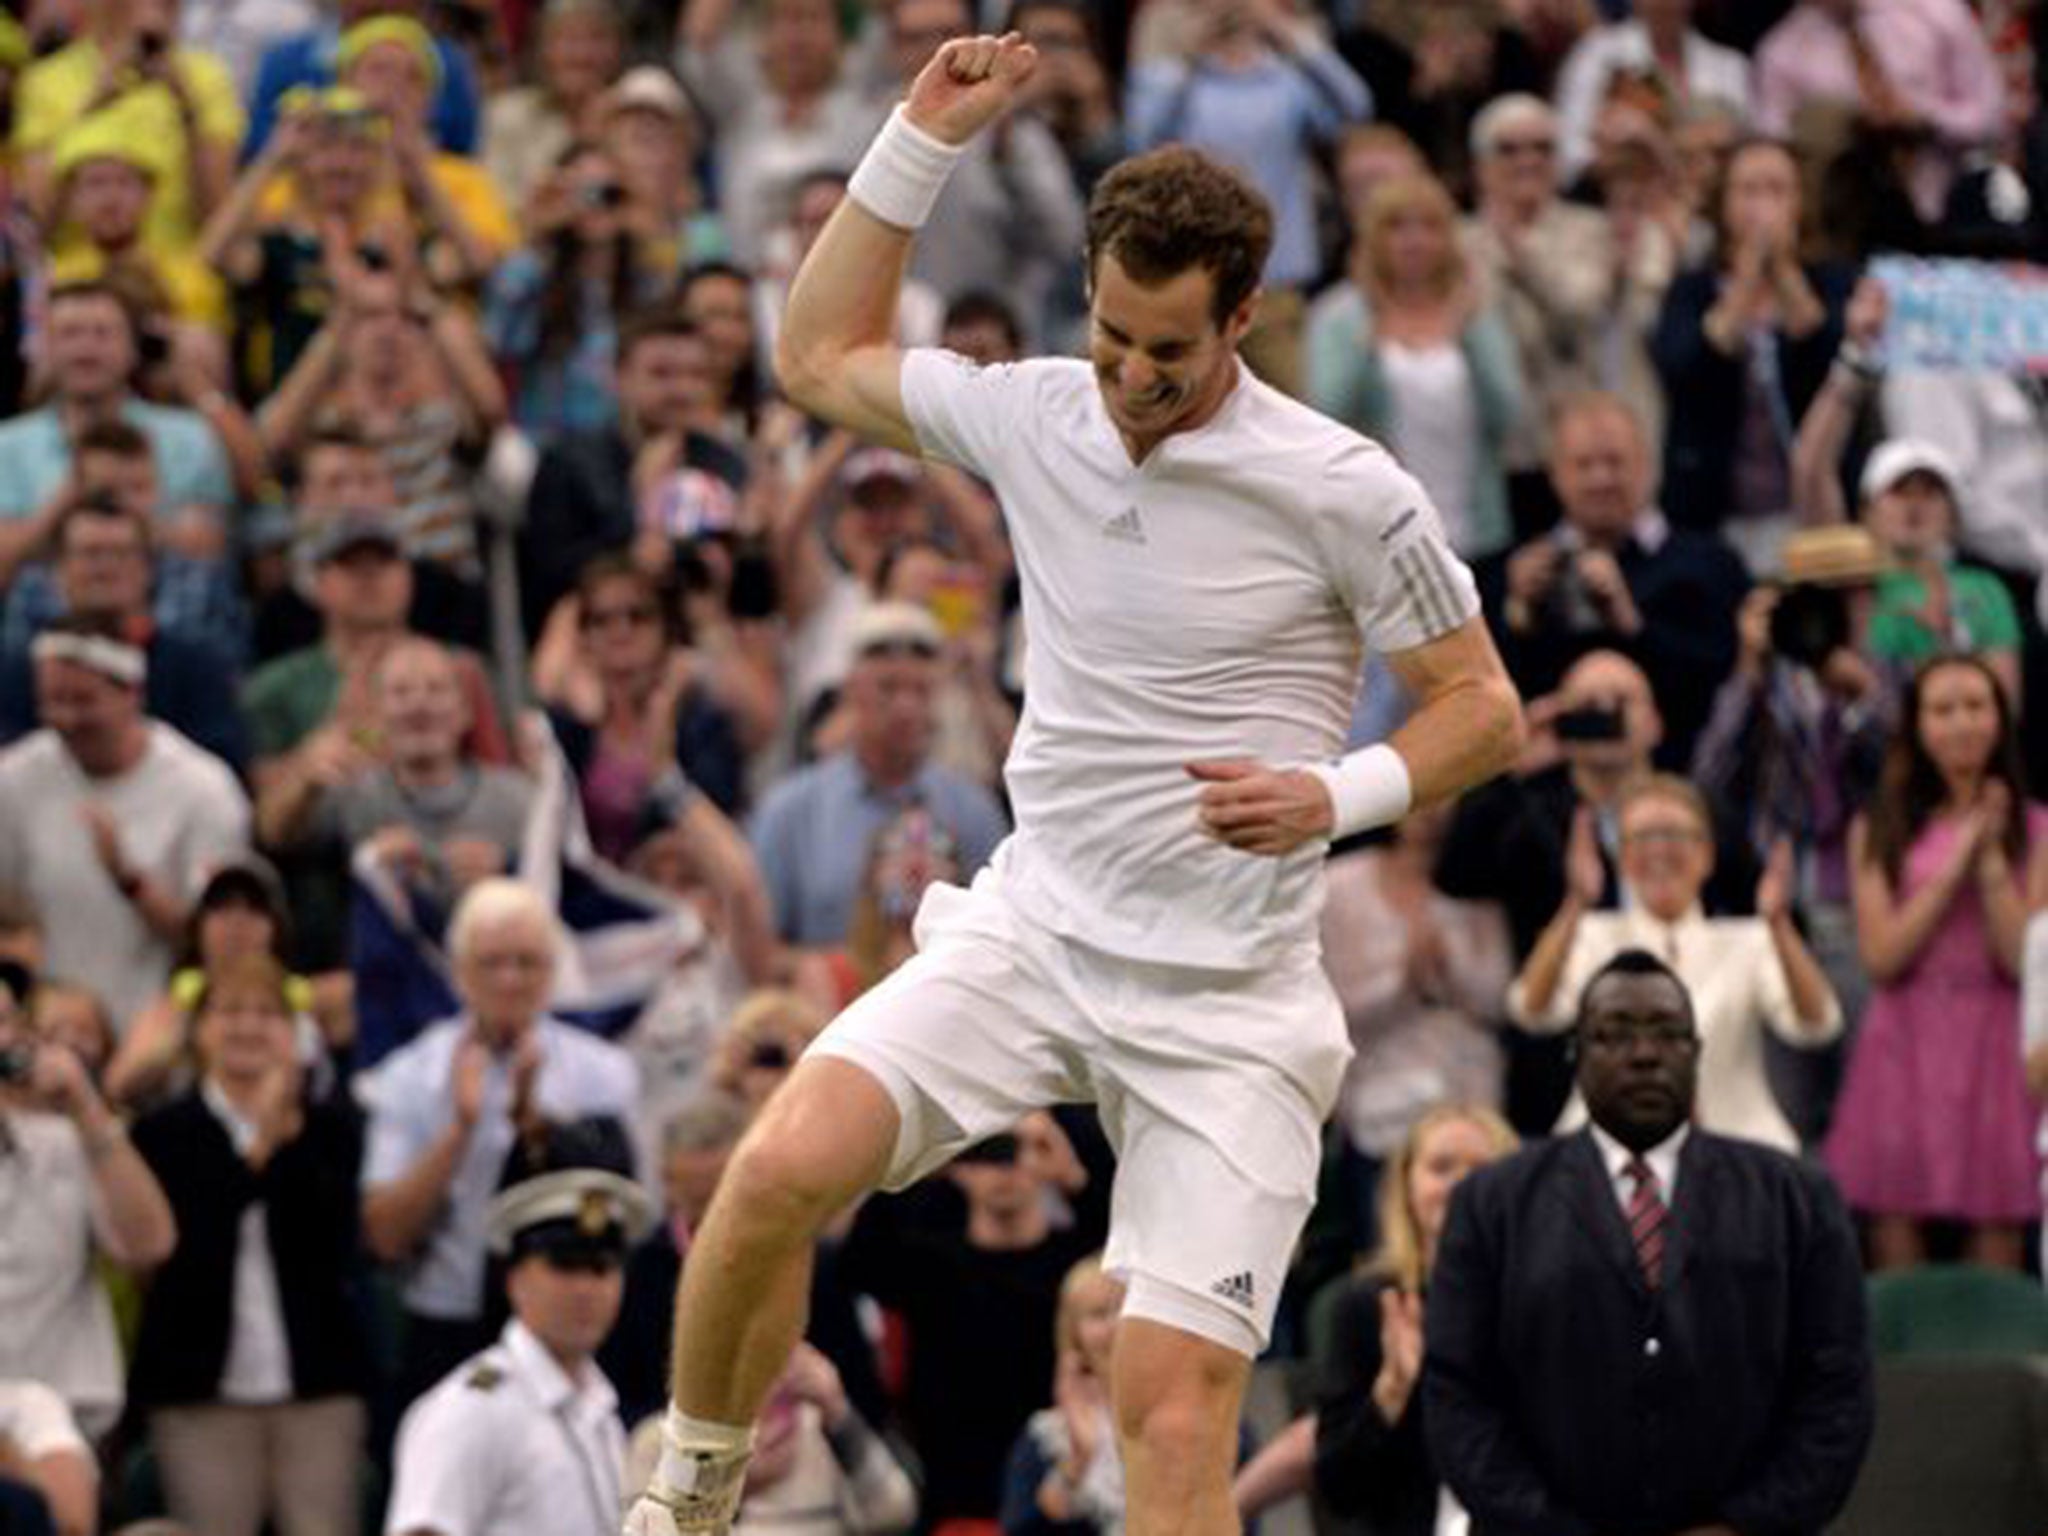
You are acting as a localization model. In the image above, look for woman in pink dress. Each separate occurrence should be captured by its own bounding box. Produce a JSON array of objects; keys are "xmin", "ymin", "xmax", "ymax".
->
[{"xmin": 1826, "ymin": 655, "xmax": 2048, "ymax": 1270}]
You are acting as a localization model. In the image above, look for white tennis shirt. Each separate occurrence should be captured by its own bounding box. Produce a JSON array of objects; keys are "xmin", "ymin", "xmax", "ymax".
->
[{"xmin": 900, "ymin": 350, "xmax": 1480, "ymax": 969}]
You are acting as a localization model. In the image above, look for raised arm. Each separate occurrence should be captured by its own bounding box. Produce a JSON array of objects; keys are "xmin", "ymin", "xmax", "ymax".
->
[{"xmin": 774, "ymin": 34, "xmax": 1039, "ymax": 450}]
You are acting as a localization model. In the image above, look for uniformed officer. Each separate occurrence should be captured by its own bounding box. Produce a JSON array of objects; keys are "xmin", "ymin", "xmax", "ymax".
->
[{"xmin": 386, "ymin": 1168, "xmax": 656, "ymax": 1536}]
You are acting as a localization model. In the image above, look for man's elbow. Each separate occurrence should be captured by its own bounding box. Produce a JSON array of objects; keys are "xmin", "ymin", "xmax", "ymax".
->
[
  {"xmin": 120, "ymin": 1206, "xmax": 178, "ymax": 1274},
  {"xmin": 1476, "ymin": 678, "xmax": 1527, "ymax": 777},
  {"xmin": 361, "ymin": 1194, "xmax": 416, "ymax": 1265},
  {"xmin": 773, "ymin": 334, "xmax": 832, "ymax": 416}
]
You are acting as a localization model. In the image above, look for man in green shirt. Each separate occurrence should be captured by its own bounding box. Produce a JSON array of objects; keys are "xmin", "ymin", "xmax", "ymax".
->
[{"xmin": 1859, "ymin": 438, "xmax": 2023, "ymax": 705}]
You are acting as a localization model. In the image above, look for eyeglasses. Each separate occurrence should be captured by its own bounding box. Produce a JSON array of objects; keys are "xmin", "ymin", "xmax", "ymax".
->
[
  {"xmin": 1621, "ymin": 826, "xmax": 1706, "ymax": 849},
  {"xmin": 582, "ymin": 605, "xmax": 658, "ymax": 631},
  {"xmin": 1493, "ymin": 138, "xmax": 1556, "ymax": 157},
  {"xmin": 469, "ymin": 951, "xmax": 552, "ymax": 974},
  {"xmin": 1581, "ymin": 1021, "xmax": 1697, "ymax": 1052}
]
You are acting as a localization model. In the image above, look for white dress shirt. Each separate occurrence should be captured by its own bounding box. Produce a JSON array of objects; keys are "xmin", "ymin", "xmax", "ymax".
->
[{"xmin": 1591, "ymin": 1120, "xmax": 1690, "ymax": 1213}]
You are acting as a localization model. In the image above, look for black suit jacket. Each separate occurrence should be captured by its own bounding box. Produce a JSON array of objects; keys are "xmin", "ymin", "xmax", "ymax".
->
[
  {"xmin": 1314, "ymin": 1275, "xmax": 1440, "ymax": 1536},
  {"xmin": 1422, "ymin": 1130, "xmax": 1873, "ymax": 1536}
]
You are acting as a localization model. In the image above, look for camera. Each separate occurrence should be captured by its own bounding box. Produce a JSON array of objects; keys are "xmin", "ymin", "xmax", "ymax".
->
[
  {"xmin": 748, "ymin": 1040, "xmax": 791, "ymax": 1071},
  {"xmin": 1555, "ymin": 704, "xmax": 1627, "ymax": 743},
  {"xmin": 579, "ymin": 181, "xmax": 627, "ymax": 211},
  {"xmin": 955, "ymin": 1132, "xmax": 1021, "ymax": 1166},
  {"xmin": 0, "ymin": 1044, "xmax": 35, "ymax": 1084},
  {"xmin": 1769, "ymin": 583, "xmax": 1851, "ymax": 672},
  {"xmin": 1541, "ymin": 537, "xmax": 1607, "ymax": 636},
  {"xmin": 136, "ymin": 29, "xmax": 168, "ymax": 62},
  {"xmin": 356, "ymin": 241, "xmax": 392, "ymax": 273}
]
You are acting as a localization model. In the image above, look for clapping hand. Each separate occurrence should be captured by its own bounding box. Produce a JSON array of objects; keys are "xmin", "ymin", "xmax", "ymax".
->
[
  {"xmin": 1756, "ymin": 837, "xmax": 1794, "ymax": 922},
  {"xmin": 79, "ymin": 802, "xmax": 132, "ymax": 887},
  {"xmin": 779, "ymin": 1342, "xmax": 851, "ymax": 1430},
  {"xmin": 1053, "ymin": 1345, "xmax": 1106, "ymax": 1472},
  {"xmin": 451, "ymin": 1033, "xmax": 490, "ymax": 1129},
  {"xmin": 246, "ymin": 1055, "xmax": 305, "ymax": 1168},
  {"xmin": 1972, "ymin": 781, "xmax": 2014, "ymax": 884},
  {"xmin": 1566, "ymin": 804, "xmax": 1606, "ymax": 907},
  {"xmin": 1371, "ymin": 1288, "xmax": 1425, "ymax": 1423}
]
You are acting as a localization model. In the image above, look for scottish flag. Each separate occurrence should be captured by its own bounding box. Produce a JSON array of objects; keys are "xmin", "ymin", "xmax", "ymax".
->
[{"xmin": 347, "ymin": 717, "xmax": 706, "ymax": 1067}]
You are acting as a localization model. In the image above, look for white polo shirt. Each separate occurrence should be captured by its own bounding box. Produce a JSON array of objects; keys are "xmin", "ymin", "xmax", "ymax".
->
[{"xmin": 900, "ymin": 350, "xmax": 1479, "ymax": 970}]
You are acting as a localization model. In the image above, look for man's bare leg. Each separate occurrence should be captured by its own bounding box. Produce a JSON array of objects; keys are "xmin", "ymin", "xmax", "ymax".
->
[
  {"xmin": 1115, "ymin": 1316, "xmax": 1254, "ymax": 1536},
  {"xmin": 628, "ymin": 1056, "xmax": 900, "ymax": 1532}
]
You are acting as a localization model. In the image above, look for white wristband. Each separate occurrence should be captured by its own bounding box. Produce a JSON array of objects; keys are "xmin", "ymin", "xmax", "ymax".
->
[
  {"xmin": 1305, "ymin": 744, "xmax": 1413, "ymax": 839},
  {"xmin": 847, "ymin": 104, "xmax": 966, "ymax": 231}
]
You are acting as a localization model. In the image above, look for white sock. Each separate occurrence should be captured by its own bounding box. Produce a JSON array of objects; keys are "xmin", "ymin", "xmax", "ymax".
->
[{"xmin": 657, "ymin": 1406, "xmax": 754, "ymax": 1495}]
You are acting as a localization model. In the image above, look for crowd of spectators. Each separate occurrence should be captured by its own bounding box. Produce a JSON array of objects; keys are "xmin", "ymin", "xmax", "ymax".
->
[{"xmin": 0, "ymin": 0, "xmax": 2042, "ymax": 1530}]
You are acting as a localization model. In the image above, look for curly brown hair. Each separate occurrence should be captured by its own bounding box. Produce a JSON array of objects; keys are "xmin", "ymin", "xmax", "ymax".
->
[{"xmin": 1085, "ymin": 147, "xmax": 1274, "ymax": 326}]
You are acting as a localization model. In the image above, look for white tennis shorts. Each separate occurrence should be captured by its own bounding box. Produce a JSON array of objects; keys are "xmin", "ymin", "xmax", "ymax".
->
[{"xmin": 807, "ymin": 865, "xmax": 1351, "ymax": 1352}]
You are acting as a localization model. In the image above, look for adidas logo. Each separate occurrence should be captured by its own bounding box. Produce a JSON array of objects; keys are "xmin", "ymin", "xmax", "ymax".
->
[
  {"xmin": 1211, "ymin": 1271, "xmax": 1255, "ymax": 1309},
  {"xmin": 1103, "ymin": 506, "xmax": 1147, "ymax": 544}
]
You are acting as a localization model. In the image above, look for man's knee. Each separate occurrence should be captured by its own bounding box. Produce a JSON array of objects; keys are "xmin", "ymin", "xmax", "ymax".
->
[
  {"xmin": 1114, "ymin": 1317, "xmax": 1249, "ymax": 1468},
  {"xmin": 710, "ymin": 1058, "xmax": 900, "ymax": 1238}
]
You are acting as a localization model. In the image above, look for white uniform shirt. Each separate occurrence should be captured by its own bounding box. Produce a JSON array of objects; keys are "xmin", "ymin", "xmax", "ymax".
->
[
  {"xmin": 900, "ymin": 351, "xmax": 1479, "ymax": 969},
  {"xmin": 360, "ymin": 1017, "xmax": 639, "ymax": 1319},
  {"xmin": 386, "ymin": 1321, "xmax": 625, "ymax": 1536}
]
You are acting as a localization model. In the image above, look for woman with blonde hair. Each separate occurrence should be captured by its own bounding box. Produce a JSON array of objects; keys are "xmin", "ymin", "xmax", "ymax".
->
[
  {"xmin": 1233, "ymin": 1105, "xmax": 1517, "ymax": 1532},
  {"xmin": 1308, "ymin": 170, "xmax": 1523, "ymax": 561},
  {"xmin": 710, "ymin": 989, "xmax": 828, "ymax": 1111},
  {"xmin": 1000, "ymin": 1254, "xmax": 1128, "ymax": 1533}
]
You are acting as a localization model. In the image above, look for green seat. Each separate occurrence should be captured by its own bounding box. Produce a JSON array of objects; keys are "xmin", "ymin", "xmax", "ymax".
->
[{"xmin": 1866, "ymin": 1264, "xmax": 2048, "ymax": 1357}]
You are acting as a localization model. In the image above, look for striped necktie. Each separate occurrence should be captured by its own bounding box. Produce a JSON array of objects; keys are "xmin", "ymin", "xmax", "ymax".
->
[{"xmin": 1625, "ymin": 1157, "xmax": 1668, "ymax": 1289}]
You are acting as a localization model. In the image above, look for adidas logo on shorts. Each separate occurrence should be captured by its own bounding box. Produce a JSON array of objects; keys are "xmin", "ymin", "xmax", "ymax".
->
[{"xmin": 1211, "ymin": 1271, "xmax": 1256, "ymax": 1309}]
